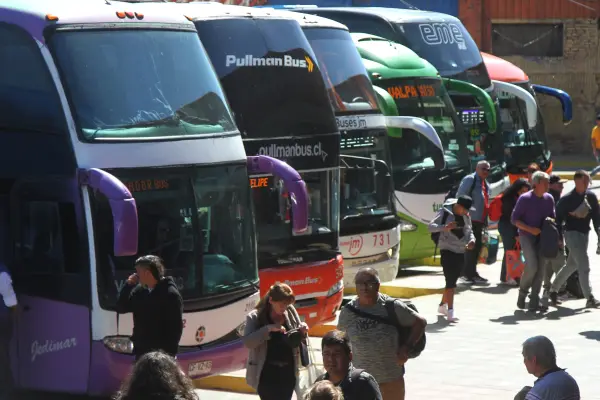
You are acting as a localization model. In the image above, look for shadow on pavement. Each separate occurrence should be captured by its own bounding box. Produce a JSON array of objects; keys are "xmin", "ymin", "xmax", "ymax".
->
[
  {"xmin": 426, "ymin": 315, "xmax": 451, "ymax": 333},
  {"xmin": 490, "ymin": 310, "xmax": 546, "ymax": 325},
  {"xmin": 544, "ymin": 306, "xmax": 589, "ymax": 320},
  {"xmin": 471, "ymin": 284, "xmax": 515, "ymax": 295},
  {"xmin": 579, "ymin": 331, "xmax": 600, "ymax": 341}
]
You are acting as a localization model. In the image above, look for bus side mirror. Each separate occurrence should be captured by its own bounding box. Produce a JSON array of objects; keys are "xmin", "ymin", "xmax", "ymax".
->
[
  {"xmin": 385, "ymin": 116, "xmax": 446, "ymax": 170},
  {"xmin": 492, "ymin": 80, "xmax": 538, "ymax": 129},
  {"xmin": 372, "ymin": 86, "xmax": 403, "ymax": 138},
  {"xmin": 78, "ymin": 168, "xmax": 138, "ymax": 257},
  {"xmin": 247, "ymin": 156, "xmax": 309, "ymax": 234},
  {"xmin": 531, "ymin": 84, "xmax": 572, "ymax": 126}
]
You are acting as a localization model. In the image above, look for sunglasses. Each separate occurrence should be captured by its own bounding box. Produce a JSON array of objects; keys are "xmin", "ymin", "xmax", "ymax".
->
[{"xmin": 355, "ymin": 282, "xmax": 378, "ymax": 290}]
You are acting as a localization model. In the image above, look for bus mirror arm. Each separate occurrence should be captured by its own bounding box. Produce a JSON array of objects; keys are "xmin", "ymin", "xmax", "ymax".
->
[
  {"xmin": 531, "ymin": 84, "xmax": 573, "ymax": 125},
  {"xmin": 385, "ymin": 116, "xmax": 446, "ymax": 170},
  {"xmin": 78, "ymin": 168, "xmax": 139, "ymax": 257},
  {"xmin": 492, "ymin": 80, "xmax": 538, "ymax": 129},
  {"xmin": 246, "ymin": 156, "xmax": 309, "ymax": 234}
]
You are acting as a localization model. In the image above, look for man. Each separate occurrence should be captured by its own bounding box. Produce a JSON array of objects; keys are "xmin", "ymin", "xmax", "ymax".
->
[
  {"xmin": 527, "ymin": 163, "xmax": 540, "ymax": 183},
  {"xmin": 548, "ymin": 170, "xmax": 600, "ymax": 308},
  {"xmin": 543, "ymin": 175, "xmax": 568, "ymax": 299},
  {"xmin": 511, "ymin": 171, "xmax": 556, "ymax": 311},
  {"xmin": 518, "ymin": 336, "xmax": 579, "ymax": 400},
  {"xmin": 316, "ymin": 330, "xmax": 382, "ymax": 400},
  {"xmin": 457, "ymin": 160, "xmax": 491, "ymax": 284},
  {"xmin": 117, "ymin": 255, "xmax": 183, "ymax": 360},
  {"xmin": 338, "ymin": 267, "xmax": 427, "ymax": 400},
  {"xmin": 590, "ymin": 114, "xmax": 600, "ymax": 176},
  {"xmin": 0, "ymin": 264, "xmax": 17, "ymax": 400}
]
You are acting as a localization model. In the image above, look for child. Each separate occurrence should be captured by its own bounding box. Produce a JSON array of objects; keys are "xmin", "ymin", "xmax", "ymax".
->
[{"xmin": 428, "ymin": 195, "xmax": 476, "ymax": 321}]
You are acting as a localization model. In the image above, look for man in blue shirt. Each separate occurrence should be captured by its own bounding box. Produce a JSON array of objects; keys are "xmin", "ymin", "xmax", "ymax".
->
[
  {"xmin": 0, "ymin": 264, "xmax": 17, "ymax": 400},
  {"xmin": 518, "ymin": 335, "xmax": 579, "ymax": 400}
]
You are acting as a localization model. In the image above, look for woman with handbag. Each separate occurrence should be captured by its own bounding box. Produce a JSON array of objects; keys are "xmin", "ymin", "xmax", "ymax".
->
[
  {"xmin": 498, "ymin": 179, "xmax": 531, "ymax": 284},
  {"xmin": 242, "ymin": 282, "xmax": 309, "ymax": 400}
]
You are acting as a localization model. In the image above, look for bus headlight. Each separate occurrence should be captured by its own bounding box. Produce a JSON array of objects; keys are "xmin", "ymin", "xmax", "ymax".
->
[
  {"xmin": 236, "ymin": 321, "xmax": 247, "ymax": 337},
  {"xmin": 398, "ymin": 219, "xmax": 417, "ymax": 232},
  {"xmin": 103, "ymin": 336, "xmax": 134, "ymax": 354},
  {"xmin": 327, "ymin": 279, "xmax": 344, "ymax": 297}
]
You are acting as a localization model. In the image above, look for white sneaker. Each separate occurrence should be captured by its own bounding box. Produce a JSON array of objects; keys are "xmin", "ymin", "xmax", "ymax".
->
[
  {"xmin": 447, "ymin": 309, "xmax": 458, "ymax": 322},
  {"xmin": 506, "ymin": 278, "xmax": 518, "ymax": 286},
  {"xmin": 437, "ymin": 304, "xmax": 448, "ymax": 316}
]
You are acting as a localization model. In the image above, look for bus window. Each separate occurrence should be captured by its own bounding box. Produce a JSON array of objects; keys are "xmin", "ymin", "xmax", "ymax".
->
[{"xmin": 0, "ymin": 23, "xmax": 65, "ymax": 133}]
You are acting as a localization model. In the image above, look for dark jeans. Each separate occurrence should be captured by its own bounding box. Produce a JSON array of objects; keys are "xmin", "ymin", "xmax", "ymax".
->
[
  {"xmin": 257, "ymin": 363, "xmax": 296, "ymax": 400},
  {"xmin": 0, "ymin": 318, "xmax": 14, "ymax": 400},
  {"xmin": 463, "ymin": 221, "xmax": 485, "ymax": 279},
  {"xmin": 498, "ymin": 219, "xmax": 517, "ymax": 282}
]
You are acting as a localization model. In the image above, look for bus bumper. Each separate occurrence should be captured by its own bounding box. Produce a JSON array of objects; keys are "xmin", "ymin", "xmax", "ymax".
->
[
  {"xmin": 87, "ymin": 338, "xmax": 248, "ymax": 396},
  {"xmin": 343, "ymin": 249, "xmax": 400, "ymax": 288}
]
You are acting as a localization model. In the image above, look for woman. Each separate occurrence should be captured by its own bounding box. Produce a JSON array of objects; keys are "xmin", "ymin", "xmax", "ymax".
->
[
  {"xmin": 243, "ymin": 282, "xmax": 309, "ymax": 400},
  {"xmin": 428, "ymin": 195, "xmax": 476, "ymax": 322},
  {"xmin": 114, "ymin": 351, "xmax": 198, "ymax": 400},
  {"xmin": 498, "ymin": 178, "xmax": 532, "ymax": 284}
]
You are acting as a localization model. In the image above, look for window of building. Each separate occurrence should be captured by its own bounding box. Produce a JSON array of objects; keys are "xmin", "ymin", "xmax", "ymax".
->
[{"xmin": 492, "ymin": 23, "xmax": 564, "ymax": 57}]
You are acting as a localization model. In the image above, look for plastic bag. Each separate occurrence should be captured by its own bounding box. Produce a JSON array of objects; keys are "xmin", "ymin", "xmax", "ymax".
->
[
  {"xmin": 295, "ymin": 339, "xmax": 324, "ymax": 399},
  {"xmin": 506, "ymin": 239, "xmax": 525, "ymax": 280}
]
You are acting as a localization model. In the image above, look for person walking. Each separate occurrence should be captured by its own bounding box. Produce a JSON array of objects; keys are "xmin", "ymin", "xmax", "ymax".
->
[
  {"xmin": 497, "ymin": 178, "xmax": 532, "ymax": 285},
  {"xmin": 0, "ymin": 263, "xmax": 17, "ymax": 400},
  {"xmin": 590, "ymin": 114, "xmax": 600, "ymax": 176},
  {"xmin": 116, "ymin": 255, "xmax": 184, "ymax": 360},
  {"xmin": 428, "ymin": 195, "xmax": 476, "ymax": 321},
  {"xmin": 543, "ymin": 175, "xmax": 569, "ymax": 299},
  {"xmin": 315, "ymin": 330, "xmax": 382, "ymax": 400},
  {"xmin": 511, "ymin": 172, "xmax": 556, "ymax": 311},
  {"xmin": 242, "ymin": 282, "xmax": 309, "ymax": 400},
  {"xmin": 548, "ymin": 170, "xmax": 600, "ymax": 308},
  {"xmin": 517, "ymin": 336, "xmax": 580, "ymax": 400},
  {"xmin": 338, "ymin": 267, "xmax": 427, "ymax": 400},
  {"xmin": 457, "ymin": 160, "xmax": 491, "ymax": 284}
]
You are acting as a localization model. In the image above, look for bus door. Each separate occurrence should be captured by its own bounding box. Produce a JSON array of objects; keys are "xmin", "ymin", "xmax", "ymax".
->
[{"xmin": 9, "ymin": 178, "xmax": 90, "ymax": 393}]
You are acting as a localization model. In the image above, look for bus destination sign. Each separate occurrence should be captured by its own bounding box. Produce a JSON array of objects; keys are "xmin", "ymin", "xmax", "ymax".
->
[
  {"xmin": 387, "ymin": 84, "xmax": 436, "ymax": 99},
  {"xmin": 123, "ymin": 179, "xmax": 170, "ymax": 193}
]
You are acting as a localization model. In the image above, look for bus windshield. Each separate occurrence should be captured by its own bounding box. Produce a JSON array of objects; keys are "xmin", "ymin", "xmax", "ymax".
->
[
  {"xmin": 303, "ymin": 28, "xmax": 379, "ymax": 113},
  {"xmin": 376, "ymin": 77, "xmax": 468, "ymax": 179},
  {"xmin": 498, "ymin": 83, "xmax": 549, "ymax": 170},
  {"xmin": 395, "ymin": 22, "xmax": 491, "ymax": 89},
  {"xmin": 49, "ymin": 29, "xmax": 236, "ymax": 140},
  {"xmin": 92, "ymin": 164, "xmax": 257, "ymax": 309},
  {"xmin": 194, "ymin": 18, "xmax": 338, "ymax": 137},
  {"xmin": 340, "ymin": 132, "xmax": 393, "ymax": 219}
]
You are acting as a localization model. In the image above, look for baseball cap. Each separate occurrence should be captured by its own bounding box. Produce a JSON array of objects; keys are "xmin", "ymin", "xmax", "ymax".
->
[
  {"xmin": 549, "ymin": 174, "xmax": 567, "ymax": 185},
  {"xmin": 456, "ymin": 195, "xmax": 476, "ymax": 211}
]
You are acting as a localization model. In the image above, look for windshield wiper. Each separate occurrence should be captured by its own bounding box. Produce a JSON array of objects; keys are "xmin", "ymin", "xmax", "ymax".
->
[
  {"xmin": 213, "ymin": 278, "xmax": 259, "ymax": 292},
  {"xmin": 402, "ymin": 167, "xmax": 426, "ymax": 189}
]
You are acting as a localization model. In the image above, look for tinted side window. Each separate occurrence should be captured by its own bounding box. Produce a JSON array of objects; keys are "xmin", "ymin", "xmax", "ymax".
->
[
  {"xmin": 316, "ymin": 13, "xmax": 397, "ymax": 41},
  {"xmin": 16, "ymin": 202, "xmax": 80, "ymax": 275},
  {"xmin": 0, "ymin": 23, "xmax": 65, "ymax": 133}
]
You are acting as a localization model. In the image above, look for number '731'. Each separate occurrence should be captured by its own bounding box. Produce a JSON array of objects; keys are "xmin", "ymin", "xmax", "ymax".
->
[{"xmin": 373, "ymin": 233, "xmax": 391, "ymax": 247}]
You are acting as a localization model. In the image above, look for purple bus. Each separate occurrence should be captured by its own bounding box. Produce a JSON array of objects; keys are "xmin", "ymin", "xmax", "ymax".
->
[{"xmin": 0, "ymin": 0, "xmax": 308, "ymax": 396}]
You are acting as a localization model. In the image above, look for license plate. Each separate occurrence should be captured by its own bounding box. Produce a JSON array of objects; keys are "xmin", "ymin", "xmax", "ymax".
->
[{"xmin": 188, "ymin": 361, "xmax": 212, "ymax": 377}]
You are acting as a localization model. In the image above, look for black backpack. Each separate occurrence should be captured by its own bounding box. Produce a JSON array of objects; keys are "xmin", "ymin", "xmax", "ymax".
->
[
  {"xmin": 430, "ymin": 209, "xmax": 449, "ymax": 247},
  {"xmin": 345, "ymin": 299, "xmax": 426, "ymax": 359}
]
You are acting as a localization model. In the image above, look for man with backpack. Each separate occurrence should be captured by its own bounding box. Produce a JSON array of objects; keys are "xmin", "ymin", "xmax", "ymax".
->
[
  {"xmin": 338, "ymin": 267, "xmax": 427, "ymax": 400},
  {"xmin": 457, "ymin": 160, "xmax": 491, "ymax": 284},
  {"xmin": 316, "ymin": 330, "xmax": 382, "ymax": 400},
  {"xmin": 548, "ymin": 170, "xmax": 600, "ymax": 308}
]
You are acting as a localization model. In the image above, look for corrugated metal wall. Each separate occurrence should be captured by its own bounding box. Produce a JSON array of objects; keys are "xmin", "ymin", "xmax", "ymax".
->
[{"xmin": 487, "ymin": 0, "xmax": 598, "ymax": 19}]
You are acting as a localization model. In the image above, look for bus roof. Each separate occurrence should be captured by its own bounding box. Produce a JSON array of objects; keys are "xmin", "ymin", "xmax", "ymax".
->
[
  {"xmin": 134, "ymin": 2, "xmax": 300, "ymax": 21},
  {"xmin": 278, "ymin": 11, "xmax": 348, "ymax": 31},
  {"xmin": 2, "ymin": 0, "xmax": 194, "ymax": 42},
  {"xmin": 303, "ymin": 7, "xmax": 461, "ymax": 24},
  {"xmin": 352, "ymin": 33, "xmax": 438, "ymax": 79},
  {"xmin": 481, "ymin": 52, "xmax": 529, "ymax": 83}
]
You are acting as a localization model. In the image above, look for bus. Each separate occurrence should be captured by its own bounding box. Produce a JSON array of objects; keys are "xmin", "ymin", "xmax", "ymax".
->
[
  {"xmin": 138, "ymin": 2, "xmax": 345, "ymax": 327},
  {"xmin": 1, "ymin": 0, "xmax": 309, "ymax": 395},
  {"xmin": 351, "ymin": 33, "xmax": 493, "ymax": 260},
  {"xmin": 283, "ymin": 12, "xmax": 440, "ymax": 286},
  {"xmin": 284, "ymin": 6, "xmax": 542, "ymax": 196},
  {"xmin": 482, "ymin": 52, "xmax": 573, "ymax": 183}
]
